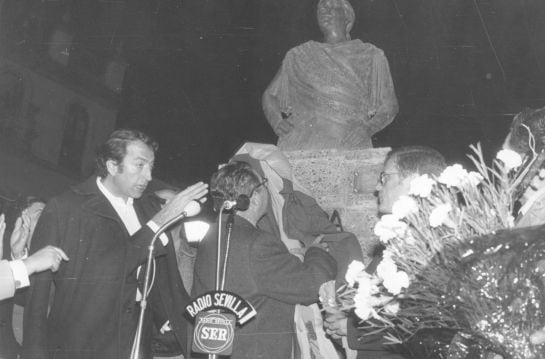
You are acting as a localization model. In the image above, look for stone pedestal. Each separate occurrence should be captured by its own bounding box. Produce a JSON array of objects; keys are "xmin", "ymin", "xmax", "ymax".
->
[{"xmin": 285, "ymin": 147, "xmax": 390, "ymax": 263}]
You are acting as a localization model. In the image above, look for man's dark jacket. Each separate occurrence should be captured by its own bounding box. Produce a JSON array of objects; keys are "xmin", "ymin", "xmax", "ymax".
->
[
  {"xmin": 192, "ymin": 216, "xmax": 337, "ymax": 359},
  {"xmin": 22, "ymin": 177, "xmax": 192, "ymax": 359},
  {"xmin": 347, "ymin": 316, "xmax": 405, "ymax": 359}
]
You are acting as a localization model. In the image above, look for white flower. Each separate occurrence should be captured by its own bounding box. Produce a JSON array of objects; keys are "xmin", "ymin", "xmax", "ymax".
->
[
  {"xmin": 438, "ymin": 164, "xmax": 468, "ymax": 188},
  {"xmin": 373, "ymin": 215, "xmax": 408, "ymax": 243},
  {"xmin": 409, "ymin": 174, "xmax": 435, "ymax": 198},
  {"xmin": 345, "ymin": 260, "xmax": 366, "ymax": 287},
  {"xmin": 508, "ymin": 215, "xmax": 515, "ymax": 228},
  {"xmin": 465, "ymin": 171, "xmax": 483, "ymax": 187},
  {"xmin": 391, "ymin": 195, "xmax": 418, "ymax": 219},
  {"xmin": 382, "ymin": 249, "xmax": 394, "ymax": 260},
  {"xmin": 356, "ymin": 273, "xmax": 380, "ymax": 297},
  {"xmin": 354, "ymin": 301, "xmax": 374, "ymax": 320},
  {"xmin": 382, "ymin": 271, "xmax": 410, "ymax": 295},
  {"xmin": 496, "ymin": 149, "xmax": 523, "ymax": 170},
  {"xmin": 429, "ymin": 203, "xmax": 452, "ymax": 227},
  {"xmin": 353, "ymin": 288, "xmax": 374, "ymax": 320},
  {"xmin": 384, "ymin": 301, "xmax": 400, "ymax": 315},
  {"xmin": 377, "ymin": 258, "xmax": 398, "ymax": 280}
]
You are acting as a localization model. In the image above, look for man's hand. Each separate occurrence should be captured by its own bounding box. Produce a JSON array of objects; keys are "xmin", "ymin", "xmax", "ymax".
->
[
  {"xmin": 11, "ymin": 214, "xmax": 31, "ymax": 259},
  {"xmin": 324, "ymin": 310, "xmax": 348, "ymax": 340},
  {"xmin": 23, "ymin": 245, "xmax": 69, "ymax": 275},
  {"xmin": 308, "ymin": 234, "xmax": 329, "ymax": 252},
  {"xmin": 152, "ymin": 182, "xmax": 208, "ymax": 227}
]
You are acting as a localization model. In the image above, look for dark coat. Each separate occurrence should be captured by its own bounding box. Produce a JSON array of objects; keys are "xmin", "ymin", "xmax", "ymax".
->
[
  {"xmin": 346, "ymin": 316, "xmax": 405, "ymax": 359},
  {"xmin": 22, "ymin": 177, "xmax": 192, "ymax": 359},
  {"xmin": 192, "ymin": 216, "xmax": 337, "ymax": 359}
]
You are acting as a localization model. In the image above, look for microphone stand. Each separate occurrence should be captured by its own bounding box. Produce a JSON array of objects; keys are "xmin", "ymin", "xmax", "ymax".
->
[
  {"xmin": 209, "ymin": 204, "xmax": 235, "ymax": 359},
  {"xmin": 130, "ymin": 210, "xmax": 191, "ymax": 359}
]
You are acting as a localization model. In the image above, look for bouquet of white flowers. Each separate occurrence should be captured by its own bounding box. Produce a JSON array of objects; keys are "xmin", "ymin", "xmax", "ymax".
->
[{"xmin": 338, "ymin": 143, "xmax": 545, "ymax": 359}]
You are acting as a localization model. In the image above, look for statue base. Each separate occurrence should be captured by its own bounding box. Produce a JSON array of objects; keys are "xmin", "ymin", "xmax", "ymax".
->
[{"xmin": 284, "ymin": 147, "xmax": 390, "ymax": 263}]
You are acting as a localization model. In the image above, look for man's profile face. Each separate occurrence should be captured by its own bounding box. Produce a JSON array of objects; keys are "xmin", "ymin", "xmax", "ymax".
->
[
  {"xmin": 109, "ymin": 140, "xmax": 155, "ymax": 200},
  {"xmin": 376, "ymin": 158, "xmax": 413, "ymax": 214}
]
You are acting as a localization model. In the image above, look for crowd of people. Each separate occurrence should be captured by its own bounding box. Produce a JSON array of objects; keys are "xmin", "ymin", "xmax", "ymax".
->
[
  {"xmin": 0, "ymin": 108, "xmax": 541, "ymax": 359},
  {"xmin": 0, "ymin": 0, "xmax": 543, "ymax": 358}
]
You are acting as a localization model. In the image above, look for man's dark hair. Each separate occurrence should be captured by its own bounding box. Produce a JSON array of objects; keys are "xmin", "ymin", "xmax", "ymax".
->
[
  {"xmin": 95, "ymin": 129, "xmax": 158, "ymax": 177},
  {"xmin": 210, "ymin": 161, "xmax": 261, "ymax": 211},
  {"xmin": 506, "ymin": 107, "xmax": 545, "ymax": 155},
  {"xmin": 385, "ymin": 146, "xmax": 446, "ymax": 178}
]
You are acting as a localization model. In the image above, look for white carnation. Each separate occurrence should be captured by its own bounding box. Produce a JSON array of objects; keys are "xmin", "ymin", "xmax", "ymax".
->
[
  {"xmin": 354, "ymin": 302, "xmax": 374, "ymax": 320},
  {"xmin": 391, "ymin": 195, "xmax": 418, "ymax": 219},
  {"xmin": 382, "ymin": 249, "xmax": 394, "ymax": 260},
  {"xmin": 373, "ymin": 215, "xmax": 408, "ymax": 243},
  {"xmin": 438, "ymin": 164, "xmax": 468, "ymax": 188},
  {"xmin": 409, "ymin": 174, "xmax": 435, "ymax": 198},
  {"xmin": 465, "ymin": 171, "xmax": 484, "ymax": 187},
  {"xmin": 429, "ymin": 203, "xmax": 452, "ymax": 228},
  {"xmin": 496, "ymin": 149, "xmax": 523, "ymax": 170},
  {"xmin": 353, "ymin": 288, "xmax": 374, "ymax": 320},
  {"xmin": 345, "ymin": 260, "xmax": 366, "ymax": 287},
  {"xmin": 376, "ymin": 258, "xmax": 398, "ymax": 280},
  {"xmin": 384, "ymin": 301, "xmax": 400, "ymax": 315},
  {"xmin": 356, "ymin": 273, "xmax": 380, "ymax": 297},
  {"xmin": 382, "ymin": 270, "xmax": 410, "ymax": 295}
]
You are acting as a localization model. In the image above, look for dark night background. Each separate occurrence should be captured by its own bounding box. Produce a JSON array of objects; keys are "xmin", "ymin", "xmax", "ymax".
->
[{"xmin": 2, "ymin": 0, "xmax": 545, "ymax": 187}]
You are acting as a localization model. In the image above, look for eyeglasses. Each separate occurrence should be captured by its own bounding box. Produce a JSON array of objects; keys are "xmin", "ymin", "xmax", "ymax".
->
[
  {"xmin": 250, "ymin": 177, "xmax": 268, "ymax": 196},
  {"xmin": 379, "ymin": 171, "xmax": 398, "ymax": 185}
]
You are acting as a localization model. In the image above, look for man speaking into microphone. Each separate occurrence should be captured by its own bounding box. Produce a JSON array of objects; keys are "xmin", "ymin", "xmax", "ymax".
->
[
  {"xmin": 192, "ymin": 161, "xmax": 336, "ymax": 359},
  {"xmin": 23, "ymin": 129, "xmax": 208, "ymax": 359}
]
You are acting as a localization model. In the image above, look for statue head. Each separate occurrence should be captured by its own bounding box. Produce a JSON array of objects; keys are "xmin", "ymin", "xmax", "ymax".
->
[{"xmin": 317, "ymin": 0, "xmax": 355, "ymax": 43}]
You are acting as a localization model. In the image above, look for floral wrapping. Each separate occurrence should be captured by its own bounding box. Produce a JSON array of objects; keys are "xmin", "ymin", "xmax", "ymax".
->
[{"xmin": 337, "ymin": 144, "xmax": 545, "ymax": 359}]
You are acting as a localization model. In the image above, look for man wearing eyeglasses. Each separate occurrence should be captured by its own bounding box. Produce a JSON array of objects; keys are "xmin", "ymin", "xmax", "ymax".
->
[
  {"xmin": 376, "ymin": 146, "xmax": 446, "ymax": 214},
  {"xmin": 325, "ymin": 145, "xmax": 446, "ymax": 358},
  {"xmin": 191, "ymin": 160, "xmax": 337, "ymax": 359}
]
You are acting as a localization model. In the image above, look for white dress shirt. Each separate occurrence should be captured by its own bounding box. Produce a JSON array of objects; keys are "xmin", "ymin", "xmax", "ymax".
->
[
  {"xmin": 97, "ymin": 177, "xmax": 168, "ymax": 300},
  {"xmin": 8, "ymin": 259, "xmax": 30, "ymax": 289},
  {"xmin": 96, "ymin": 177, "xmax": 168, "ymax": 245}
]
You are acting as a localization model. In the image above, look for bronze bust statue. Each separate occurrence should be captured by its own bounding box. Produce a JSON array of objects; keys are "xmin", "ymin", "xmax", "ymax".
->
[{"xmin": 262, "ymin": 0, "xmax": 399, "ymax": 151}]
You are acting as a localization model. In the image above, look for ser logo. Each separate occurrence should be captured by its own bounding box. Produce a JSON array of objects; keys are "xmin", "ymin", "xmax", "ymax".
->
[{"xmin": 193, "ymin": 312, "xmax": 236, "ymax": 355}]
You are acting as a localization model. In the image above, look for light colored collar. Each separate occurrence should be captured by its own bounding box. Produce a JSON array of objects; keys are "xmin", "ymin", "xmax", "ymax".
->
[
  {"xmin": 519, "ymin": 186, "xmax": 545, "ymax": 216},
  {"xmin": 96, "ymin": 177, "xmax": 134, "ymax": 206}
]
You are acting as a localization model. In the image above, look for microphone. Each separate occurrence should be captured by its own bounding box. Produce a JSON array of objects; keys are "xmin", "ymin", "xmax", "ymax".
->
[
  {"xmin": 223, "ymin": 194, "xmax": 250, "ymax": 211},
  {"xmin": 183, "ymin": 200, "xmax": 201, "ymax": 217}
]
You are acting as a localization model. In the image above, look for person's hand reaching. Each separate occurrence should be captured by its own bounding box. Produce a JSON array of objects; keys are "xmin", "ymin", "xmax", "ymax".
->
[
  {"xmin": 23, "ymin": 245, "xmax": 69, "ymax": 274},
  {"xmin": 11, "ymin": 214, "xmax": 31, "ymax": 259}
]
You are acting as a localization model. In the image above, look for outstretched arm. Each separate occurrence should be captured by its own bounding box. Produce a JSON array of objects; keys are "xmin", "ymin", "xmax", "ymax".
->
[
  {"xmin": 23, "ymin": 200, "xmax": 61, "ymax": 359},
  {"xmin": 251, "ymin": 233, "xmax": 336, "ymax": 305}
]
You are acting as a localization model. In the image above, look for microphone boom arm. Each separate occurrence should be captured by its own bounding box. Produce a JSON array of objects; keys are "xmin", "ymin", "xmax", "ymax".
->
[{"xmin": 130, "ymin": 209, "xmax": 190, "ymax": 359}]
